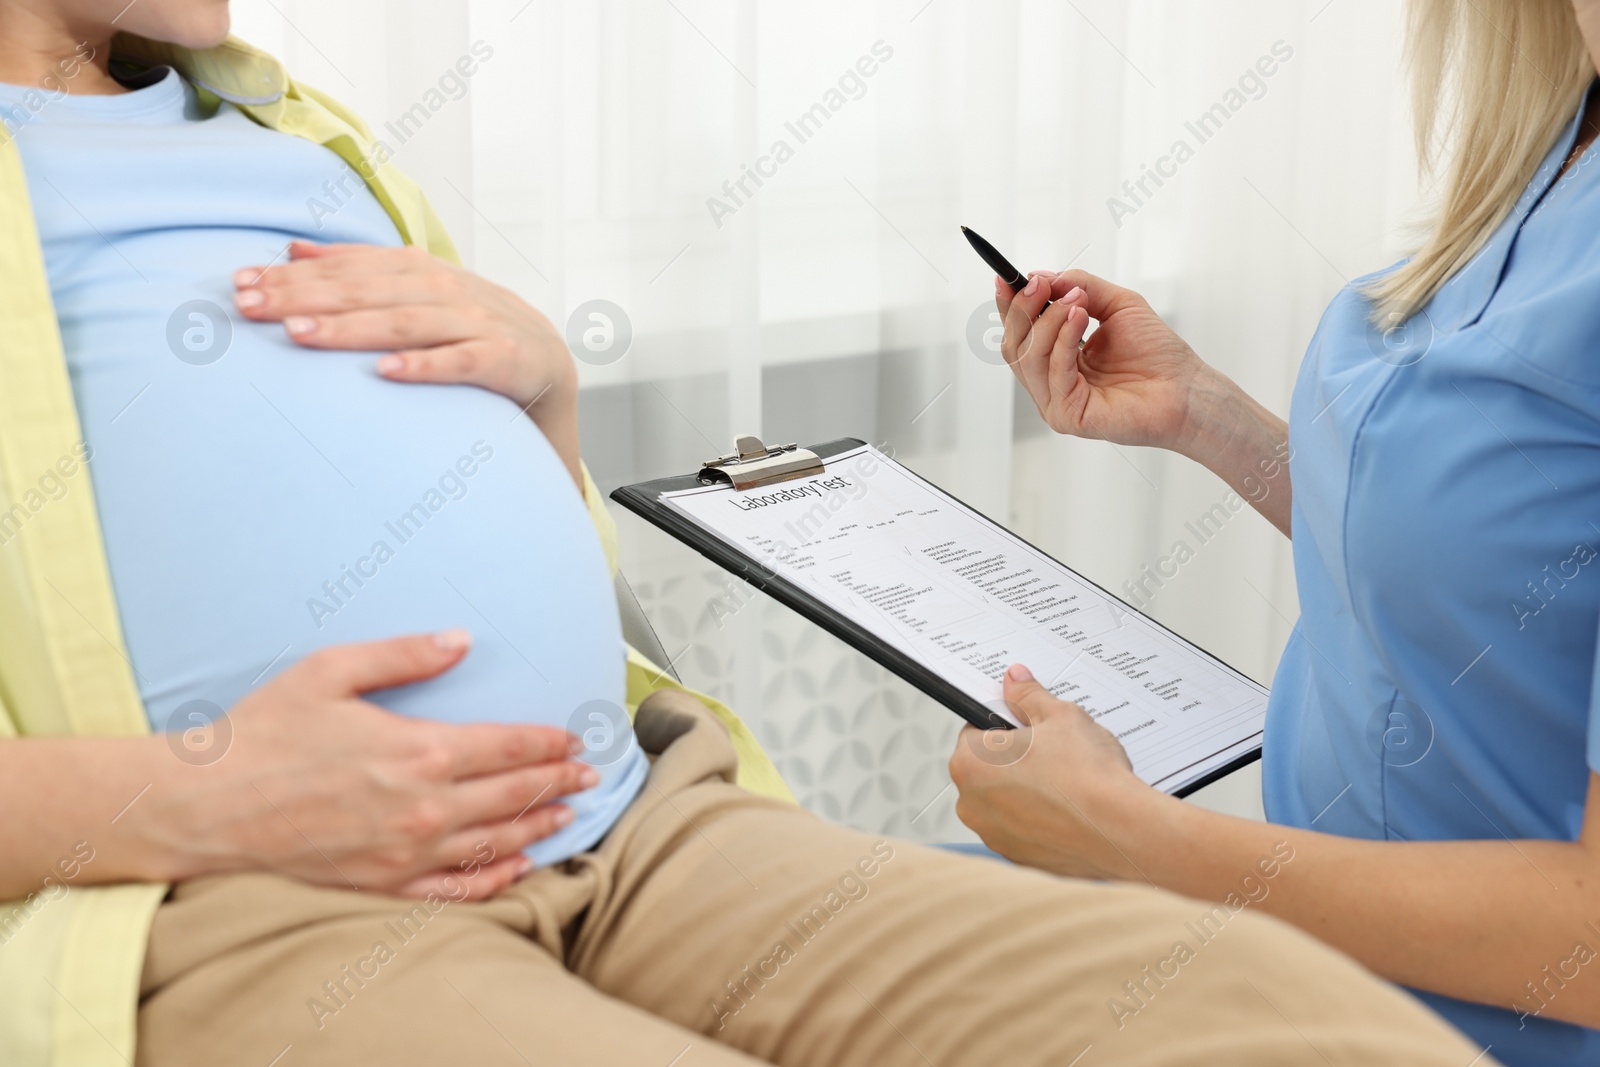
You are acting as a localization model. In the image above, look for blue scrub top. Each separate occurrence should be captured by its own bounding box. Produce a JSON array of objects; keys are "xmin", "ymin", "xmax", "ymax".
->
[{"xmin": 1265, "ymin": 86, "xmax": 1600, "ymax": 1066}]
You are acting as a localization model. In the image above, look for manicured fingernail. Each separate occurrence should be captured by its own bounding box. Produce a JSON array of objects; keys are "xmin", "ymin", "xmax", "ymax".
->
[
  {"xmin": 1023, "ymin": 276, "xmax": 1040, "ymax": 296},
  {"xmin": 553, "ymin": 806, "xmax": 575, "ymax": 828},
  {"xmin": 515, "ymin": 855, "xmax": 535, "ymax": 876},
  {"xmin": 567, "ymin": 733, "xmax": 585, "ymax": 755},
  {"xmin": 1007, "ymin": 663, "xmax": 1035, "ymax": 683},
  {"xmin": 376, "ymin": 354, "xmax": 405, "ymax": 374},
  {"xmin": 233, "ymin": 288, "xmax": 264, "ymax": 310},
  {"xmin": 578, "ymin": 766, "xmax": 601, "ymax": 789},
  {"xmin": 233, "ymin": 268, "xmax": 263, "ymax": 287},
  {"xmin": 434, "ymin": 628, "xmax": 472, "ymax": 651},
  {"xmin": 284, "ymin": 316, "xmax": 317, "ymax": 336},
  {"xmin": 1064, "ymin": 286, "xmax": 1085, "ymax": 303}
]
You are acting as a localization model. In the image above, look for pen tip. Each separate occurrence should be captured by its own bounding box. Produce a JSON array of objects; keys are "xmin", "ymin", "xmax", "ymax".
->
[{"xmin": 959, "ymin": 224, "xmax": 970, "ymax": 233}]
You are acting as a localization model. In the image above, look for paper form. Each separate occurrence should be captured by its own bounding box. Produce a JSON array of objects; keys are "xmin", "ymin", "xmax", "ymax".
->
[{"xmin": 663, "ymin": 444, "xmax": 1266, "ymax": 794}]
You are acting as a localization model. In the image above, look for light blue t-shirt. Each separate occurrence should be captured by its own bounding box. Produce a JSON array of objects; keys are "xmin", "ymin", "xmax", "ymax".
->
[
  {"xmin": 1, "ymin": 68, "xmax": 646, "ymax": 867},
  {"xmin": 1266, "ymin": 85, "xmax": 1600, "ymax": 1064}
]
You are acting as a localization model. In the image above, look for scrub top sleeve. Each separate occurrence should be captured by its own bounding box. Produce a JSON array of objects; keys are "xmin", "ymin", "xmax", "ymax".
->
[{"xmin": 1588, "ymin": 609, "xmax": 1600, "ymax": 775}]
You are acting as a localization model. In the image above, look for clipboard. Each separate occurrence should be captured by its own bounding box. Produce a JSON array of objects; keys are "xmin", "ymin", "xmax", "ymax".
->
[{"xmin": 612, "ymin": 435, "xmax": 1265, "ymax": 798}]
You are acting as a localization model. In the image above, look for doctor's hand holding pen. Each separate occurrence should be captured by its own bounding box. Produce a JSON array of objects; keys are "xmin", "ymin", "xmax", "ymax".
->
[{"xmin": 995, "ymin": 268, "xmax": 1293, "ymax": 536}]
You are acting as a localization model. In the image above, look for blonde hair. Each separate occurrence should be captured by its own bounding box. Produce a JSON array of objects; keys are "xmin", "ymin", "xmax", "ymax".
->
[{"xmin": 1366, "ymin": 0, "xmax": 1593, "ymax": 326}]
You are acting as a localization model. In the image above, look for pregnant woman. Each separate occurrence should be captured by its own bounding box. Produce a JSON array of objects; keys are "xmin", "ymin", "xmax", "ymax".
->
[
  {"xmin": 950, "ymin": 2, "xmax": 1600, "ymax": 1064},
  {"xmin": 0, "ymin": 2, "xmax": 1490, "ymax": 1067}
]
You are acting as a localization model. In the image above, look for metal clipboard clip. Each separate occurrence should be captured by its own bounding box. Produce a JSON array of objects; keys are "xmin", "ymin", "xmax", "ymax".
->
[{"xmin": 700, "ymin": 434, "xmax": 825, "ymax": 491}]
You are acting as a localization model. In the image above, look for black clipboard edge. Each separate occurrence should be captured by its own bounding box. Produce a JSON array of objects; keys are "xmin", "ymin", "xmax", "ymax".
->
[
  {"xmin": 611, "ymin": 437, "xmax": 1264, "ymax": 799},
  {"xmin": 1165, "ymin": 744, "xmax": 1263, "ymax": 799}
]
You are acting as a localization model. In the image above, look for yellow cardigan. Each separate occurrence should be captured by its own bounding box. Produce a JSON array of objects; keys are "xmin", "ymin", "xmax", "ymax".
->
[{"xmin": 0, "ymin": 34, "xmax": 789, "ymax": 1067}]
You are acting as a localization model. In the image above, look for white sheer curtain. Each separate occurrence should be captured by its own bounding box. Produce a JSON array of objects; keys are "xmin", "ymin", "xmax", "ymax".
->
[{"xmin": 230, "ymin": 0, "xmax": 1419, "ymax": 839}]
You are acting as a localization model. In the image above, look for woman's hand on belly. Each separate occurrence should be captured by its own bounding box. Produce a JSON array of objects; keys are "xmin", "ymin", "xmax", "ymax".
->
[
  {"xmin": 136, "ymin": 630, "xmax": 599, "ymax": 900},
  {"xmin": 999, "ymin": 269, "xmax": 1294, "ymax": 535},
  {"xmin": 231, "ymin": 240, "xmax": 583, "ymax": 489}
]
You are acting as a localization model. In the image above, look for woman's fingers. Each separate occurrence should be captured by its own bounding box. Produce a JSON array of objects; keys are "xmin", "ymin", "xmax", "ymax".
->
[
  {"xmin": 235, "ymin": 245, "xmax": 539, "ymax": 393},
  {"xmin": 287, "ymin": 239, "xmax": 369, "ymax": 259},
  {"xmin": 994, "ymin": 271, "xmax": 1053, "ymax": 314},
  {"xmin": 235, "ymin": 243, "xmax": 438, "ymax": 291},
  {"xmin": 234, "ymin": 272, "xmax": 453, "ymax": 319},
  {"xmin": 429, "ymin": 804, "xmax": 575, "ymax": 874},
  {"xmin": 287, "ymin": 630, "xmax": 473, "ymax": 697},
  {"xmin": 1007, "ymin": 283, "xmax": 1089, "ymax": 421},
  {"xmin": 443, "ymin": 759, "xmax": 599, "ymax": 830},
  {"xmin": 993, "ymin": 275, "xmax": 1015, "ymax": 318},
  {"xmin": 1049, "ymin": 269, "xmax": 1146, "ymax": 320},
  {"xmin": 1047, "ymin": 305, "xmax": 1092, "ymax": 419},
  {"xmin": 282, "ymin": 304, "xmax": 480, "ymax": 351},
  {"xmin": 427, "ymin": 720, "xmax": 583, "ymax": 780},
  {"xmin": 394, "ymin": 852, "xmax": 533, "ymax": 902},
  {"xmin": 1001, "ymin": 663, "xmax": 1071, "ymax": 727},
  {"xmin": 378, "ymin": 339, "xmax": 529, "ymax": 399},
  {"xmin": 1013, "ymin": 298, "xmax": 1074, "ymax": 406},
  {"xmin": 995, "ymin": 277, "xmax": 1033, "ymax": 395},
  {"xmin": 1000, "ymin": 272, "xmax": 1052, "ymax": 367},
  {"xmin": 996, "ymin": 270, "xmax": 1057, "ymax": 313}
]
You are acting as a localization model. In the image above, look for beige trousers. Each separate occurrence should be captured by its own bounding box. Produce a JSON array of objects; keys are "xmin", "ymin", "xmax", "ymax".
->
[{"xmin": 136, "ymin": 691, "xmax": 1489, "ymax": 1067}]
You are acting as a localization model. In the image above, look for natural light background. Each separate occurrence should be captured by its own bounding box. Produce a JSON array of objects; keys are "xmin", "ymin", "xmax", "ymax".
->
[{"xmin": 228, "ymin": 0, "xmax": 1421, "ymax": 841}]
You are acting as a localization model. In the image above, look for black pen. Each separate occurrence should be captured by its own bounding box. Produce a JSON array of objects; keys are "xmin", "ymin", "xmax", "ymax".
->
[
  {"xmin": 961, "ymin": 225, "xmax": 1046, "ymax": 305},
  {"xmin": 960, "ymin": 225, "xmax": 1024, "ymax": 290}
]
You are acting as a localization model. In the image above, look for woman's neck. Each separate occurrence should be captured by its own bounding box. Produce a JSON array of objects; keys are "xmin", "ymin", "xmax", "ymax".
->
[
  {"xmin": 1560, "ymin": 84, "xmax": 1600, "ymax": 180},
  {"xmin": 0, "ymin": 6, "xmax": 118, "ymax": 94},
  {"xmin": 1576, "ymin": 0, "xmax": 1600, "ymax": 75}
]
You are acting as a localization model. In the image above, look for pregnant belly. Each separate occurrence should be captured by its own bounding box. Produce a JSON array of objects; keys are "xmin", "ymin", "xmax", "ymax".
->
[{"xmin": 74, "ymin": 314, "xmax": 627, "ymax": 734}]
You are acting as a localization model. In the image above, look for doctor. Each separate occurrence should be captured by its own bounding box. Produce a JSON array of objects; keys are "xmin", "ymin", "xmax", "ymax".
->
[{"xmin": 949, "ymin": 1, "xmax": 1600, "ymax": 1064}]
